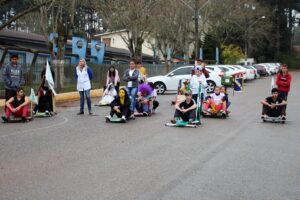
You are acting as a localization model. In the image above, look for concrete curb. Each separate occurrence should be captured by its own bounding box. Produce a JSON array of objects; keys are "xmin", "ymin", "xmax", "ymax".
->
[{"xmin": 0, "ymin": 89, "xmax": 103, "ymax": 107}]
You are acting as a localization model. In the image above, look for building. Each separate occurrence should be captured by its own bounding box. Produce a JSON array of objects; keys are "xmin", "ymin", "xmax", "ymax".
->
[{"xmin": 95, "ymin": 30, "xmax": 155, "ymax": 57}]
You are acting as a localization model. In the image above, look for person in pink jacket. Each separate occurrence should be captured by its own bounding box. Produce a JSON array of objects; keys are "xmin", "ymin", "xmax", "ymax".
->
[{"xmin": 106, "ymin": 65, "xmax": 120, "ymax": 93}]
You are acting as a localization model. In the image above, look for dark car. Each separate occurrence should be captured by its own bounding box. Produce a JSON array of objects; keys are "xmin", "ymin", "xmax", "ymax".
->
[{"xmin": 253, "ymin": 64, "xmax": 268, "ymax": 77}]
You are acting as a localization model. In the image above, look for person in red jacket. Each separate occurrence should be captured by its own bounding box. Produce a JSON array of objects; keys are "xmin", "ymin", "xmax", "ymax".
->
[{"xmin": 276, "ymin": 64, "xmax": 292, "ymax": 101}]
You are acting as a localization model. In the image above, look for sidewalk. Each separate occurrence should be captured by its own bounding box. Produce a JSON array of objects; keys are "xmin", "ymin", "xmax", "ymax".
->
[{"xmin": 0, "ymin": 89, "xmax": 103, "ymax": 108}]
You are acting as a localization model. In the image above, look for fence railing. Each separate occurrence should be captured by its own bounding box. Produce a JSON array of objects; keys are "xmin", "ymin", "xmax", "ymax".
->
[{"xmin": 0, "ymin": 63, "xmax": 182, "ymax": 98}]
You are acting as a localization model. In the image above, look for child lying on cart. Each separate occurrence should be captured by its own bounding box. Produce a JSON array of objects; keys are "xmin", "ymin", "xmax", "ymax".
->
[{"xmin": 99, "ymin": 83, "xmax": 117, "ymax": 105}]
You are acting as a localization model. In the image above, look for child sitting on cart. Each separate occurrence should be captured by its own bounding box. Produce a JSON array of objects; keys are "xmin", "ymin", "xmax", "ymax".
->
[
  {"xmin": 203, "ymin": 86, "xmax": 227, "ymax": 116},
  {"xmin": 2, "ymin": 87, "xmax": 30, "ymax": 122},
  {"xmin": 105, "ymin": 88, "xmax": 131, "ymax": 122},
  {"xmin": 148, "ymin": 82, "xmax": 159, "ymax": 112},
  {"xmin": 135, "ymin": 83, "xmax": 153, "ymax": 116},
  {"xmin": 220, "ymin": 86, "xmax": 231, "ymax": 109},
  {"xmin": 33, "ymin": 86, "xmax": 53, "ymax": 115},
  {"xmin": 261, "ymin": 88, "xmax": 287, "ymax": 120},
  {"xmin": 171, "ymin": 91, "xmax": 197, "ymax": 124}
]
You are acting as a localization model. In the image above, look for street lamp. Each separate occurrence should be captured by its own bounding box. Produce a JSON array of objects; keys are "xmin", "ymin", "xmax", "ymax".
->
[{"xmin": 179, "ymin": 0, "xmax": 210, "ymax": 61}]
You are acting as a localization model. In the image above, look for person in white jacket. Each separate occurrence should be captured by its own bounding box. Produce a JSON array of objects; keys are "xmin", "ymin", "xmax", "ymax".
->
[
  {"xmin": 75, "ymin": 58, "xmax": 93, "ymax": 115},
  {"xmin": 190, "ymin": 65, "xmax": 207, "ymax": 104}
]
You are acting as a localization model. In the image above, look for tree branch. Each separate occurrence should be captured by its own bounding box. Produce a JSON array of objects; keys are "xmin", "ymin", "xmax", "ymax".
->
[{"xmin": 0, "ymin": 0, "xmax": 53, "ymax": 31}]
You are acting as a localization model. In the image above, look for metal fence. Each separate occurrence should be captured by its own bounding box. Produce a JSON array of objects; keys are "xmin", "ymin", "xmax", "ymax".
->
[{"xmin": 0, "ymin": 63, "xmax": 181, "ymax": 98}]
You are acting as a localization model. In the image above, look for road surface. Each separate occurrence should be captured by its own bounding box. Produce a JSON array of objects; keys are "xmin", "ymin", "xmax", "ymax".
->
[{"xmin": 0, "ymin": 72, "xmax": 299, "ymax": 200}]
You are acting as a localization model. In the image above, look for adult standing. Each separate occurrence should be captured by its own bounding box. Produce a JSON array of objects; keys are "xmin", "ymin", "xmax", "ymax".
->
[
  {"xmin": 190, "ymin": 65, "xmax": 207, "ymax": 103},
  {"xmin": 75, "ymin": 58, "xmax": 93, "ymax": 115},
  {"xmin": 276, "ymin": 64, "xmax": 291, "ymax": 117},
  {"xmin": 2, "ymin": 54, "xmax": 24, "ymax": 102},
  {"xmin": 276, "ymin": 64, "xmax": 292, "ymax": 101},
  {"xmin": 123, "ymin": 59, "xmax": 139, "ymax": 114},
  {"xmin": 106, "ymin": 65, "xmax": 120, "ymax": 93}
]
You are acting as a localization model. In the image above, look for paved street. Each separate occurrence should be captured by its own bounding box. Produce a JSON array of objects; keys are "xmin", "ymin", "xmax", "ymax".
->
[{"xmin": 0, "ymin": 72, "xmax": 300, "ymax": 200}]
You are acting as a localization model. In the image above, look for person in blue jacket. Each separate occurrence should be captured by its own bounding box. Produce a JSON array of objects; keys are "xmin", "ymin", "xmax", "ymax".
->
[
  {"xmin": 75, "ymin": 58, "xmax": 93, "ymax": 115},
  {"xmin": 2, "ymin": 54, "xmax": 24, "ymax": 102}
]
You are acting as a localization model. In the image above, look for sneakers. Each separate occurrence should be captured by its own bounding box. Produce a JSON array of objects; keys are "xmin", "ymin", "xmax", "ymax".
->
[
  {"xmin": 45, "ymin": 110, "xmax": 50, "ymax": 115},
  {"xmin": 188, "ymin": 119, "xmax": 194, "ymax": 125},
  {"xmin": 220, "ymin": 110, "xmax": 226, "ymax": 114},
  {"xmin": 143, "ymin": 112, "xmax": 149, "ymax": 116},
  {"xmin": 2, "ymin": 116, "xmax": 10, "ymax": 122},
  {"xmin": 207, "ymin": 108, "xmax": 212, "ymax": 113},
  {"xmin": 105, "ymin": 115, "xmax": 112, "ymax": 122},
  {"xmin": 170, "ymin": 119, "xmax": 177, "ymax": 124},
  {"xmin": 21, "ymin": 116, "xmax": 27, "ymax": 122},
  {"xmin": 77, "ymin": 112, "xmax": 84, "ymax": 115},
  {"xmin": 121, "ymin": 115, "xmax": 127, "ymax": 122},
  {"xmin": 89, "ymin": 111, "xmax": 93, "ymax": 115},
  {"xmin": 281, "ymin": 115, "xmax": 286, "ymax": 121},
  {"xmin": 261, "ymin": 114, "xmax": 267, "ymax": 119}
]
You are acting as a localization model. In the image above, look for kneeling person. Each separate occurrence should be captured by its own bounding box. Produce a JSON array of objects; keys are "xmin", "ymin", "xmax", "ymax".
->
[
  {"xmin": 106, "ymin": 88, "xmax": 131, "ymax": 122},
  {"xmin": 171, "ymin": 92, "xmax": 197, "ymax": 124},
  {"xmin": 2, "ymin": 87, "xmax": 29, "ymax": 122},
  {"xmin": 261, "ymin": 88, "xmax": 287, "ymax": 120}
]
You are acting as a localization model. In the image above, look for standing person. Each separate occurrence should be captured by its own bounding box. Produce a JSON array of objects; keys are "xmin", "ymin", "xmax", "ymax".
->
[
  {"xmin": 2, "ymin": 87, "xmax": 29, "ymax": 122},
  {"xmin": 136, "ymin": 61, "xmax": 147, "ymax": 83},
  {"xmin": 123, "ymin": 59, "xmax": 140, "ymax": 115},
  {"xmin": 2, "ymin": 54, "xmax": 24, "ymax": 102},
  {"xmin": 106, "ymin": 65, "xmax": 120, "ymax": 93},
  {"xmin": 276, "ymin": 64, "xmax": 292, "ymax": 101},
  {"xmin": 190, "ymin": 65, "xmax": 207, "ymax": 104},
  {"xmin": 75, "ymin": 58, "xmax": 93, "ymax": 115}
]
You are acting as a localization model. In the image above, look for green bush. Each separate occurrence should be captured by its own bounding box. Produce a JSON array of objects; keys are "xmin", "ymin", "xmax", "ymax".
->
[{"xmin": 221, "ymin": 44, "xmax": 244, "ymax": 64}]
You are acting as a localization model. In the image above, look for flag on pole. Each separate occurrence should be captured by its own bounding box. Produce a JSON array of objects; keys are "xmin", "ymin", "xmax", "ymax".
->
[
  {"xmin": 46, "ymin": 60, "xmax": 57, "ymax": 96},
  {"xmin": 271, "ymin": 77, "xmax": 275, "ymax": 90},
  {"xmin": 29, "ymin": 88, "xmax": 38, "ymax": 104}
]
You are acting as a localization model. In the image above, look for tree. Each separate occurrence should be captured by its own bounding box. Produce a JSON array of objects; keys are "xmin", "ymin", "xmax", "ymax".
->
[
  {"xmin": 95, "ymin": 0, "xmax": 159, "ymax": 60},
  {"xmin": 148, "ymin": 0, "xmax": 193, "ymax": 70}
]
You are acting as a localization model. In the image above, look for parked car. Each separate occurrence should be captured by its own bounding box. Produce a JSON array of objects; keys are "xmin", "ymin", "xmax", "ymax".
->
[
  {"xmin": 253, "ymin": 64, "xmax": 268, "ymax": 76},
  {"xmin": 147, "ymin": 66, "xmax": 222, "ymax": 94},
  {"xmin": 258, "ymin": 63, "xmax": 272, "ymax": 75},
  {"xmin": 243, "ymin": 65, "xmax": 256, "ymax": 80}
]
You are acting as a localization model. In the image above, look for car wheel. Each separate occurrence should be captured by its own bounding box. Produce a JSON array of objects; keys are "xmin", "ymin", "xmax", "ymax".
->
[
  {"xmin": 154, "ymin": 82, "xmax": 166, "ymax": 94},
  {"xmin": 206, "ymin": 81, "xmax": 216, "ymax": 93}
]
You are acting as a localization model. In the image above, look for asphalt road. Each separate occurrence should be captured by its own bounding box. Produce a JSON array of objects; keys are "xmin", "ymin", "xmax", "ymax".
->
[{"xmin": 1, "ymin": 72, "xmax": 300, "ymax": 200}]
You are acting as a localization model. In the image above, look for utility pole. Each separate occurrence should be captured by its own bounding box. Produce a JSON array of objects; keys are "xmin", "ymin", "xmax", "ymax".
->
[{"xmin": 193, "ymin": 0, "xmax": 199, "ymax": 61}]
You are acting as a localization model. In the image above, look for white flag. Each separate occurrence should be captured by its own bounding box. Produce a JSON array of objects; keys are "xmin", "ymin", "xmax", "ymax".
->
[
  {"xmin": 29, "ymin": 88, "xmax": 38, "ymax": 104},
  {"xmin": 46, "ymin": 60, "xmax": 57, "ymax": 96},
  {"xmin": 271, "ymin": 77, "xmax": 275, "ymax": 90}
]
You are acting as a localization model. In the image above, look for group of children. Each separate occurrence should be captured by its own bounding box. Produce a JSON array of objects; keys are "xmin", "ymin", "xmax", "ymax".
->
[{"xmin": 104, "ymin": 81, "xmax": 159, "ymax": 122}]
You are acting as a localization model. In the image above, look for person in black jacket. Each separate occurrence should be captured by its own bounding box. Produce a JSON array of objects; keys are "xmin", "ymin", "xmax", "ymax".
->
[{"xmin": 105, "ymin": 88, "xmax": 131, "ymax": 122}]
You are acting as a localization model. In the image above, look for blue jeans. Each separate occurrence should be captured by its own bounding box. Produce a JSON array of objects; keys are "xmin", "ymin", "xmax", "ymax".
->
[
  {"xmin": 79, "ymin": 89, "xmax": 92, "ymax": 113},
  {"xmin": 126, "ymin": 87, "xmax": 138, "ymax": 113}
]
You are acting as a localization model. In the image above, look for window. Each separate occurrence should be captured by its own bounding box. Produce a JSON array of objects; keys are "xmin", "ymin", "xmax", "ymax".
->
[
  {"xmin": 172, "ymin": 67, "xmax": 192, "ymax": 75},
  {"xmin": 219, "ymin": 67, "xmax": 229, "ymax": 72}
]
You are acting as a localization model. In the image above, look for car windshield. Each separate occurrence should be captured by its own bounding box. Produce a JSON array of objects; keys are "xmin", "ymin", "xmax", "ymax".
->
[{"xmin": 170, "ymin": 67, "xmax": 192, "ymax": 76}]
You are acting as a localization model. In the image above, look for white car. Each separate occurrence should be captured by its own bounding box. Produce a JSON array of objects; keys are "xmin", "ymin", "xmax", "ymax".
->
[
  {"xmin": 147, "ymin": 66, "xmax": 222, "ymax": 94},
  {"xmin": 243, "ymin": 65, "xmax": 256, "ymax": 80}
]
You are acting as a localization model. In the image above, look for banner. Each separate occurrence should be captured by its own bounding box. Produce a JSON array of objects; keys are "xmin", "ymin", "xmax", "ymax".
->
[
  {"xmin": 29, "ymin": 88, "xmax": 38, "ymax": 104},
  {"xmin": 233, "ymin": 77, "xmax": 244, "ymax": 92},
  {"xmin": 46, "ymin": 60, "xmax": 57, "ymax": 96}
]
